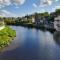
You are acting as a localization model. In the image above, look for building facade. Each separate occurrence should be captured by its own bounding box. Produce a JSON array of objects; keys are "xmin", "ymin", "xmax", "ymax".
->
[{"xmin": 54, "ymin": 15, "xmax": 60, "ymax": 31}]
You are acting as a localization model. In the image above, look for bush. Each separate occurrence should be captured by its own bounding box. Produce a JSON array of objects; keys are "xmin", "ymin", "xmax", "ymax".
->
[{"xmin": 0, "ymin": 26, "xmax": 16, "ymax": 48}]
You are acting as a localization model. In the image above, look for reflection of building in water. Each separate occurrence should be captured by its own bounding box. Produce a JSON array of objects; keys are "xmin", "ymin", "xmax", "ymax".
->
[
  {"xmin": 54, "ymin": 31, "xmax": 60, "ymax": 45},
  {"xmin": 54, "ymin": 15, "xmax": 60, "ymax": 31}
]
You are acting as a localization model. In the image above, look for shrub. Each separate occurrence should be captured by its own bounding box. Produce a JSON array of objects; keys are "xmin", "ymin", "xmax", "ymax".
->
[{"xmin": 0, "ymin": 26, "xmax": 16, "ymax": 48}]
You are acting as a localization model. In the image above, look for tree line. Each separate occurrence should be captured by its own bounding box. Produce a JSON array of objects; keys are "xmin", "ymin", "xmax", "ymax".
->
[{"xmin": 0, "ymin": 9, "xmax": 60, "ymax": 26}]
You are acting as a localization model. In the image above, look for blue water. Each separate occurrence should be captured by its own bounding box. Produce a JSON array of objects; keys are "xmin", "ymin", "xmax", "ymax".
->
[{"xmin": 0, "ymin": 26, "xmax": 60, "ymax": 60}]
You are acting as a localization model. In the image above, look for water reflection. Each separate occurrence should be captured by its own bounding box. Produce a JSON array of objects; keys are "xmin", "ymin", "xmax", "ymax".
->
[
  {"xmin": 0, "ymin": 26, "xmax": 60, "ymax": 60},
  {"xmin": 53, "ymin": 31, "xmax": 60, "ymax": 45}
]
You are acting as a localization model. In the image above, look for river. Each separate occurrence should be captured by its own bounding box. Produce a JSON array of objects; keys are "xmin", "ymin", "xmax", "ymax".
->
[{"xmin": 0, "ymin": 26, "xmax": 60, "ymax": 60}]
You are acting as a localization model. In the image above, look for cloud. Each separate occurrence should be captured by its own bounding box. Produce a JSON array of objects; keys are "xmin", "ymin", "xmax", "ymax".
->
[
  {"xmin": 0, "ymin": 0, "xmax": 26, "ymax": 9},
  {"xmin": 33, "ymin": 0, "xmax": 59, "ymax": 8},
  {"xmin": 55, "ymin": 0, "xmax": 58, "ymax": 2},
  {"xmin": 49, "ymin": 5, "xmax": 60, "ymax": 12},
  {"xmin": 53, "ymin": 6, "xmax": 60, "ymax": 11},
  {"xmin": 0, "ymin": 10, "xmax": 18, "ymax": 17},
  {"xmin": 53, "ymin": 6, "xmax": 60, "ymax": 10},
  {"xmin": 0, "ymin": 0, "xmax": 26, "ymax": 17},
  {"xmin": 55, "ymin": 6, "xmax": 60, "ymax": 9},
  {"xmin": 33, "ymin": 3, "xmax": 38, "ymax": 8},
  {"xmin": 13, "ymin": 0, "xmax": 25, "ymax": 5},
  {"xmin": 15, "ymin": 6, "xmax": 20, "ymax": 8},
  {"xmin": 46, "ymin": 0, "xmax": 53, "ymax": 5}
]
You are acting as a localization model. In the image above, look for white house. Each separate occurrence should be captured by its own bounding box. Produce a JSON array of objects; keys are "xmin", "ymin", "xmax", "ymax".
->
[
  {"xmin": 54, "ymin": 15, "xmax": 60, "ymax": 31},
  {"xmin": 31, "ymin": 16, "xmax": 35, "ymax": 23}
]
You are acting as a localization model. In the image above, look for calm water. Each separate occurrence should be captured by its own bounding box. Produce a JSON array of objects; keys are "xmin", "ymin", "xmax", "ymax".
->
[{"xmin": 0, "ymin": 26, "xmax": 60, "ymax": 60}]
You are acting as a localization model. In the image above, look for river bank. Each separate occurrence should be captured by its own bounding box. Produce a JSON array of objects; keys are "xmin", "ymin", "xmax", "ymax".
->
[{"xmin": 0, "ymin": 26, "xmax": 16, "ymax": 49}]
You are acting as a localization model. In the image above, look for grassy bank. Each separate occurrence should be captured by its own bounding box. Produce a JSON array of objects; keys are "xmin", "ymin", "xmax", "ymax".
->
[{"xmin": 0, "ymin": 26, "xmax": 16, "ymax": 48}]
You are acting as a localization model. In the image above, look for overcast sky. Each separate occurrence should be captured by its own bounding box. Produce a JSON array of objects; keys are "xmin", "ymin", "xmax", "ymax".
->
[{"xmin": 0, "ymin": 0, "xmax": 60, "ymax": 17}]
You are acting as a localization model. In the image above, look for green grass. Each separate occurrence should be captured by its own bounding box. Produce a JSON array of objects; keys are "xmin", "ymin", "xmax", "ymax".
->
[{"xmin": 0, "ymin": 26, "xmax": 16, "ymax": 48}]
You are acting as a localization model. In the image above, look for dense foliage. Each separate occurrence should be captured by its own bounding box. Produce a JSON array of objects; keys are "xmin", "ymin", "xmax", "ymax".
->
[{"xmin": 0, "ymin": 26, "xmax": 16, "ymax": 48}]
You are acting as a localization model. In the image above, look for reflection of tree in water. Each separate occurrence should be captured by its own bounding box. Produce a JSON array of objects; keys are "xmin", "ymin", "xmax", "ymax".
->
[{"xmin": 53, "ymin": 31, "xmax": 60, "ymax": 45}]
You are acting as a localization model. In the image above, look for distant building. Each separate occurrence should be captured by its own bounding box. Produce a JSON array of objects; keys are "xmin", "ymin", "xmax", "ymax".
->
[
  {"xmin": 21, "ymin": 17, "xmax": 27, "ymax": 22},
  {"xmin": 42, "ymin": 17, "xmax": 54, "ymax": 28},
  {"xmin": 23, "ymin": 15, "xmax": 35, "ymax": 23},
  {"xmin": 54, "ymin": 15, "xmax": 60, "ymax": 31},
  {"xmin": 43, "ymin": 18, "xmax": 49, "ymax": 27},
  {"xmin": 31, "ymin": 16, "xmax": 35, "ymax": 23},
  {"xmin": 35, "ymin": 15, "xmax": 44, "ymax": 25}
]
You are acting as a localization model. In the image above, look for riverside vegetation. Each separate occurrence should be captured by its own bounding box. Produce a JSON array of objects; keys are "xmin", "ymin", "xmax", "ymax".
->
[{"xmin": 0, "ymin": 26, "xmax": 16, "ymax": 49}]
